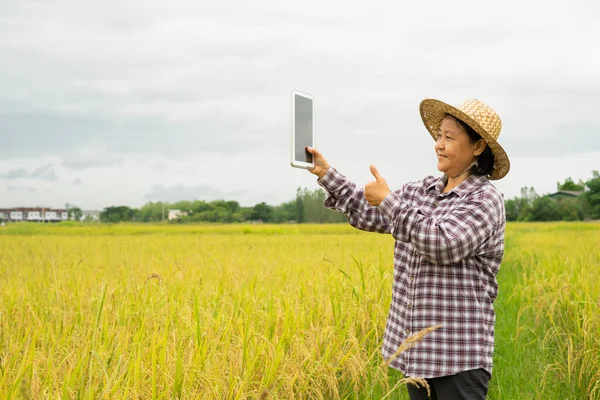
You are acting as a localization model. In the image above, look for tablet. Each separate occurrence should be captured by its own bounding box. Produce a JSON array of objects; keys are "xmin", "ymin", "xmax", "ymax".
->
[{"xmin": 290, "ymin": 89, "xmax": 315, "ymax": 169}]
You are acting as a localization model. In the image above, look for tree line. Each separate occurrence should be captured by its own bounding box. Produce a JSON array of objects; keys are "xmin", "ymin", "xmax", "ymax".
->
[
  {"xmin": 505, "ymin": 172, "xmax": 599, "ymax": 221},
  {"xmin": 97, "ymin": 170, "xmax": 600, "ymax": 224},
  {"xmin": 99, "ymin": 188, "xmax": 347, "ymax": 224}
]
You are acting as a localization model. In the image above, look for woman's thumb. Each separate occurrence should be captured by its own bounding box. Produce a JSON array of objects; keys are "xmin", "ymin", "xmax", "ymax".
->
[{"xmin": 370, "ymin": 164, "xmax": 381, "ymax": 181}]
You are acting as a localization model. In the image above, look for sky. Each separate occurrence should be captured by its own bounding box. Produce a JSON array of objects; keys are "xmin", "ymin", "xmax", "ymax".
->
[{"xmin": 1, "ymin": 0, "xmax": 599, "ymax": 210}]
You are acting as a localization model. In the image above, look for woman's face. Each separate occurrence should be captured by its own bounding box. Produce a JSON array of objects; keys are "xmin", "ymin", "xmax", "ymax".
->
[{"xmin": 435, "ymin": 117, "xmax": 484, "ymax": 178}]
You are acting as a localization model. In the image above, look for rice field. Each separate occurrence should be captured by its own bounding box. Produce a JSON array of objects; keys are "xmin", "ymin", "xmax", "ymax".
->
[{"xmin": 0, "ymin": 222, "xmax": 599, "ymax": 399}]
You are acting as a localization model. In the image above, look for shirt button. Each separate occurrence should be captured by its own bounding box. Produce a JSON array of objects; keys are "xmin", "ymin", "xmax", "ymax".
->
[
  {"xmin": 407, "ymin": 304, "xmax": 412, "ymax": 309},
  {"xmin": 406, "ymin": 329, "xmax": 411, "ymax": 335}
]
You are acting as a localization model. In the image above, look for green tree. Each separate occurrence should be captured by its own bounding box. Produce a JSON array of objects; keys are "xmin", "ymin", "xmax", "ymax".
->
[
  {"xmin": 137, "ymin": 202, "xmax": 167, "ymax": 222},
  {"xmin": 557, "ymin": 177, "xmax": 585, "ymax": 192},
  {"xmin": 302, "ymin": 189, "xmax": 323, "ymax": 222},
  {"xmin": 250, "ymin": 202, "xmax": 273, "ymax": 222},
  {"xmin": 504, "ymin": 199, "xmax": 519, "ymax": 222},
  {"xmin": 272, "ymin": 200, "xmax": 296, "ymax": 223},
  {"xmin": 191, "ymin": 201, "xmax": 211, "ymax": 213},
  {"xmin": 297, "ymin": 187, "xmax": 347, "ymax": 223},
  {"xmin": 530, "ymin": 197, "xmax": 561, "ymax": 221},
  {"xmin": 556, "ymin": 197, "xmax": 584, "ymax": 221},
  {"xmin": 172, "ymin": 200, "xmax": 194, "ymax": 212},
  {"xmin": 100, "ymin": 206, "xmax": 136, "ymax": 223},
  {"xmin": 295, "ymin": 187, "xmax": 305, "ymax": 223},
  {"xmin": 503, "ymin": 187, "xmax": 538, "ymax": 222},
  {"xmin": 582, "ymin": 170, "xmax": 600, "ymax": 219},
  {"xmin": 518, "ymin": 186, "xmax": 538, "ymax": 221},
  {"xmin": 68, "ymin": 206, "xmax": 83, "ymax": 221},
  {"xmin": 225, "ymin": 201, "xmax": 240, "ymax": 214},
  {"xmin": 239, "ymin": 207, "xmax": 254, "ymax": 222}
]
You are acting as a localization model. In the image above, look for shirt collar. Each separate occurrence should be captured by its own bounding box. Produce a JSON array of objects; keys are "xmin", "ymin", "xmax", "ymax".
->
[{"xmin": 427, "ymin": 174, "xmax": 488, "ymax": 198}]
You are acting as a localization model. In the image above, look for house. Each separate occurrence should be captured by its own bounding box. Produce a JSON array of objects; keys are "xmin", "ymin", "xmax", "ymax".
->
[
  {"xmin": 168, "ymin": 209, "xmax": 188, "ymax": 221},
  {"xmin": 547, "ymin": 191, "xmax": 583, "ymax": 200},
  {"xmin": 0, "ymin": 207, "xmax": 69, "ymax": 223}
]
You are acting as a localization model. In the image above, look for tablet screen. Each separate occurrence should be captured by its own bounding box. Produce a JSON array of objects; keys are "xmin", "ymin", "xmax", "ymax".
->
[{"xmin": 294, "ymin": 94, "xmax": 313, "ymax": 163}]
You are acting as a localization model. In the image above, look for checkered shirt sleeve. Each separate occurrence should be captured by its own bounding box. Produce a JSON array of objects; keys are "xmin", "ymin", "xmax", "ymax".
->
[
  {"xmin": 378, "ymin": 188, "xmax": 501, "ymax": 265},
  {"xmin": 317, "ymin": 166, "xmax": 397, "ymax": 234}
]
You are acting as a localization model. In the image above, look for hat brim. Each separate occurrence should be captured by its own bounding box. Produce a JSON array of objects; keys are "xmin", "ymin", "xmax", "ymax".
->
[{"xmin": 419, "ymin": 99, "xmax": 510, "ymax": 180}]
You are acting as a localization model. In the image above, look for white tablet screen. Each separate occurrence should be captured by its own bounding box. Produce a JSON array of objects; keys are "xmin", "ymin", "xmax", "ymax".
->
[{"xmin": 294, "ymin": 94, "xmax": 313, "ymax": 163}]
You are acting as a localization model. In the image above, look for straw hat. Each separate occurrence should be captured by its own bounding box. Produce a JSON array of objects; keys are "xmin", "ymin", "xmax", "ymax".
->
[{"xmin": 419, "ymin": 98, "xmax": 510, "ymax": 180}]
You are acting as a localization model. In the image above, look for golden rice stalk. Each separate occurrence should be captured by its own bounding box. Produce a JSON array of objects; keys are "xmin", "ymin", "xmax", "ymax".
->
[
  {"xmin": 385, "ymin": 324, "xmax": 442, "ymax": 366},
  {"xmin": 381, "ymin": 324, "xmax": 442, "ymax": 399}
]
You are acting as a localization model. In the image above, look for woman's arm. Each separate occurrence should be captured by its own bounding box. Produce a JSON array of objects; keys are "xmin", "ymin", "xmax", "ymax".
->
[
  {"xmin": 318, "ymin": 166, "xmax": 394, "ymax": 234},
  {"xmin": 306, "ymin": 147, "xmax": 396, "ymax": 234},
  {"xmin": 377, "ymin": 187, "xmax": 504, "ymax": 264}
]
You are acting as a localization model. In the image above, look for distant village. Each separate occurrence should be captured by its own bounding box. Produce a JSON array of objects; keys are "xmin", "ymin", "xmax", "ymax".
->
[
  {"xmin": 0, "ymin": 207, "xmax": 99, "ymax": 223},
  {"xmin": 0, "ymin": 207, "xmax": 187, "ymax": 224}
]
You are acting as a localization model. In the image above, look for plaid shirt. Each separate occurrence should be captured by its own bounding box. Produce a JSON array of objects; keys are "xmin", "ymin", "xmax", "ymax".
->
[{"xmin": 317, "ymin": 166, "xmax": 505, "ymax": 379}]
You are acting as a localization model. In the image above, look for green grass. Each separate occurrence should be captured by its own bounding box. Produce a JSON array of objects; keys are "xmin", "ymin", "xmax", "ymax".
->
[{"xmin": 490, "ymin": 223, "xmax": 600, "ymax": 399}]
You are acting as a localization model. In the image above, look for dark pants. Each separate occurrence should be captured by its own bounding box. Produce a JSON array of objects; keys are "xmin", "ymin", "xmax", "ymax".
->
[{"xmin": 406, "ymin": 369, "xmax": 490, "ymax": 400}]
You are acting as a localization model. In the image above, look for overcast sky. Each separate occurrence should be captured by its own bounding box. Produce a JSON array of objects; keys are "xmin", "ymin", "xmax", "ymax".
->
[{"xmin": 1, "ymin": 0, "xmax": 599, "ymax": 210}]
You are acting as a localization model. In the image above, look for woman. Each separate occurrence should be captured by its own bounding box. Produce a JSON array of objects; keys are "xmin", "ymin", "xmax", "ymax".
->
[{"xmin": 306, "ymin": 98, "xmax": 509, "ymax": 400}]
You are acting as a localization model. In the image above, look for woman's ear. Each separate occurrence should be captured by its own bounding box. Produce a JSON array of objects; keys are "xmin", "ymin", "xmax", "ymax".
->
[{"xmin": 474, "ymin": 139, "xmax": 486, "ymax": 156}]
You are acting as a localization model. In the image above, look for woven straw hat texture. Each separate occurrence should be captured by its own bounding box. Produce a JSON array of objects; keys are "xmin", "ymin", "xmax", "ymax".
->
[{"xmin": 420, "ymin": 98, "xmax": 510, "ymax": 180}]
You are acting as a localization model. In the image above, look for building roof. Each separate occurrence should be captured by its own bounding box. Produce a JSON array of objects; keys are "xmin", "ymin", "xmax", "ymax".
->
[{"xmin": 548, "ymin": 190, "xmax": 583, "ymax": 198}]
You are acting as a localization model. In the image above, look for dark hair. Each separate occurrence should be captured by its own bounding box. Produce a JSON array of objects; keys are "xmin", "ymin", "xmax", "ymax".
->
[{"xmin": 443, "ymin": 114, "xmax": 495, "ymax": 177}]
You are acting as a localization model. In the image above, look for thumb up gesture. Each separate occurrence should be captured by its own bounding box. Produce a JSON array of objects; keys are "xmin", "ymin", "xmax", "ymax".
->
[{"xmin": 364, "ymin": 165, "xmax": 391, "ymax": 206}]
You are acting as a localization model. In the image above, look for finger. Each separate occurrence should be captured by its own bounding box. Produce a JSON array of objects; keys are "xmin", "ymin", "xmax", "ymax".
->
[
  {"xmin": 308, "ymin": 165, "xmax": 322, "ymax": 175},
  {"xmin": 306, "ymin": 146, "xmax": 321, "ymax": 157},
  {"xmin": 370, "ymin": 164, "xmax": 383, "ymax": 181}
]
